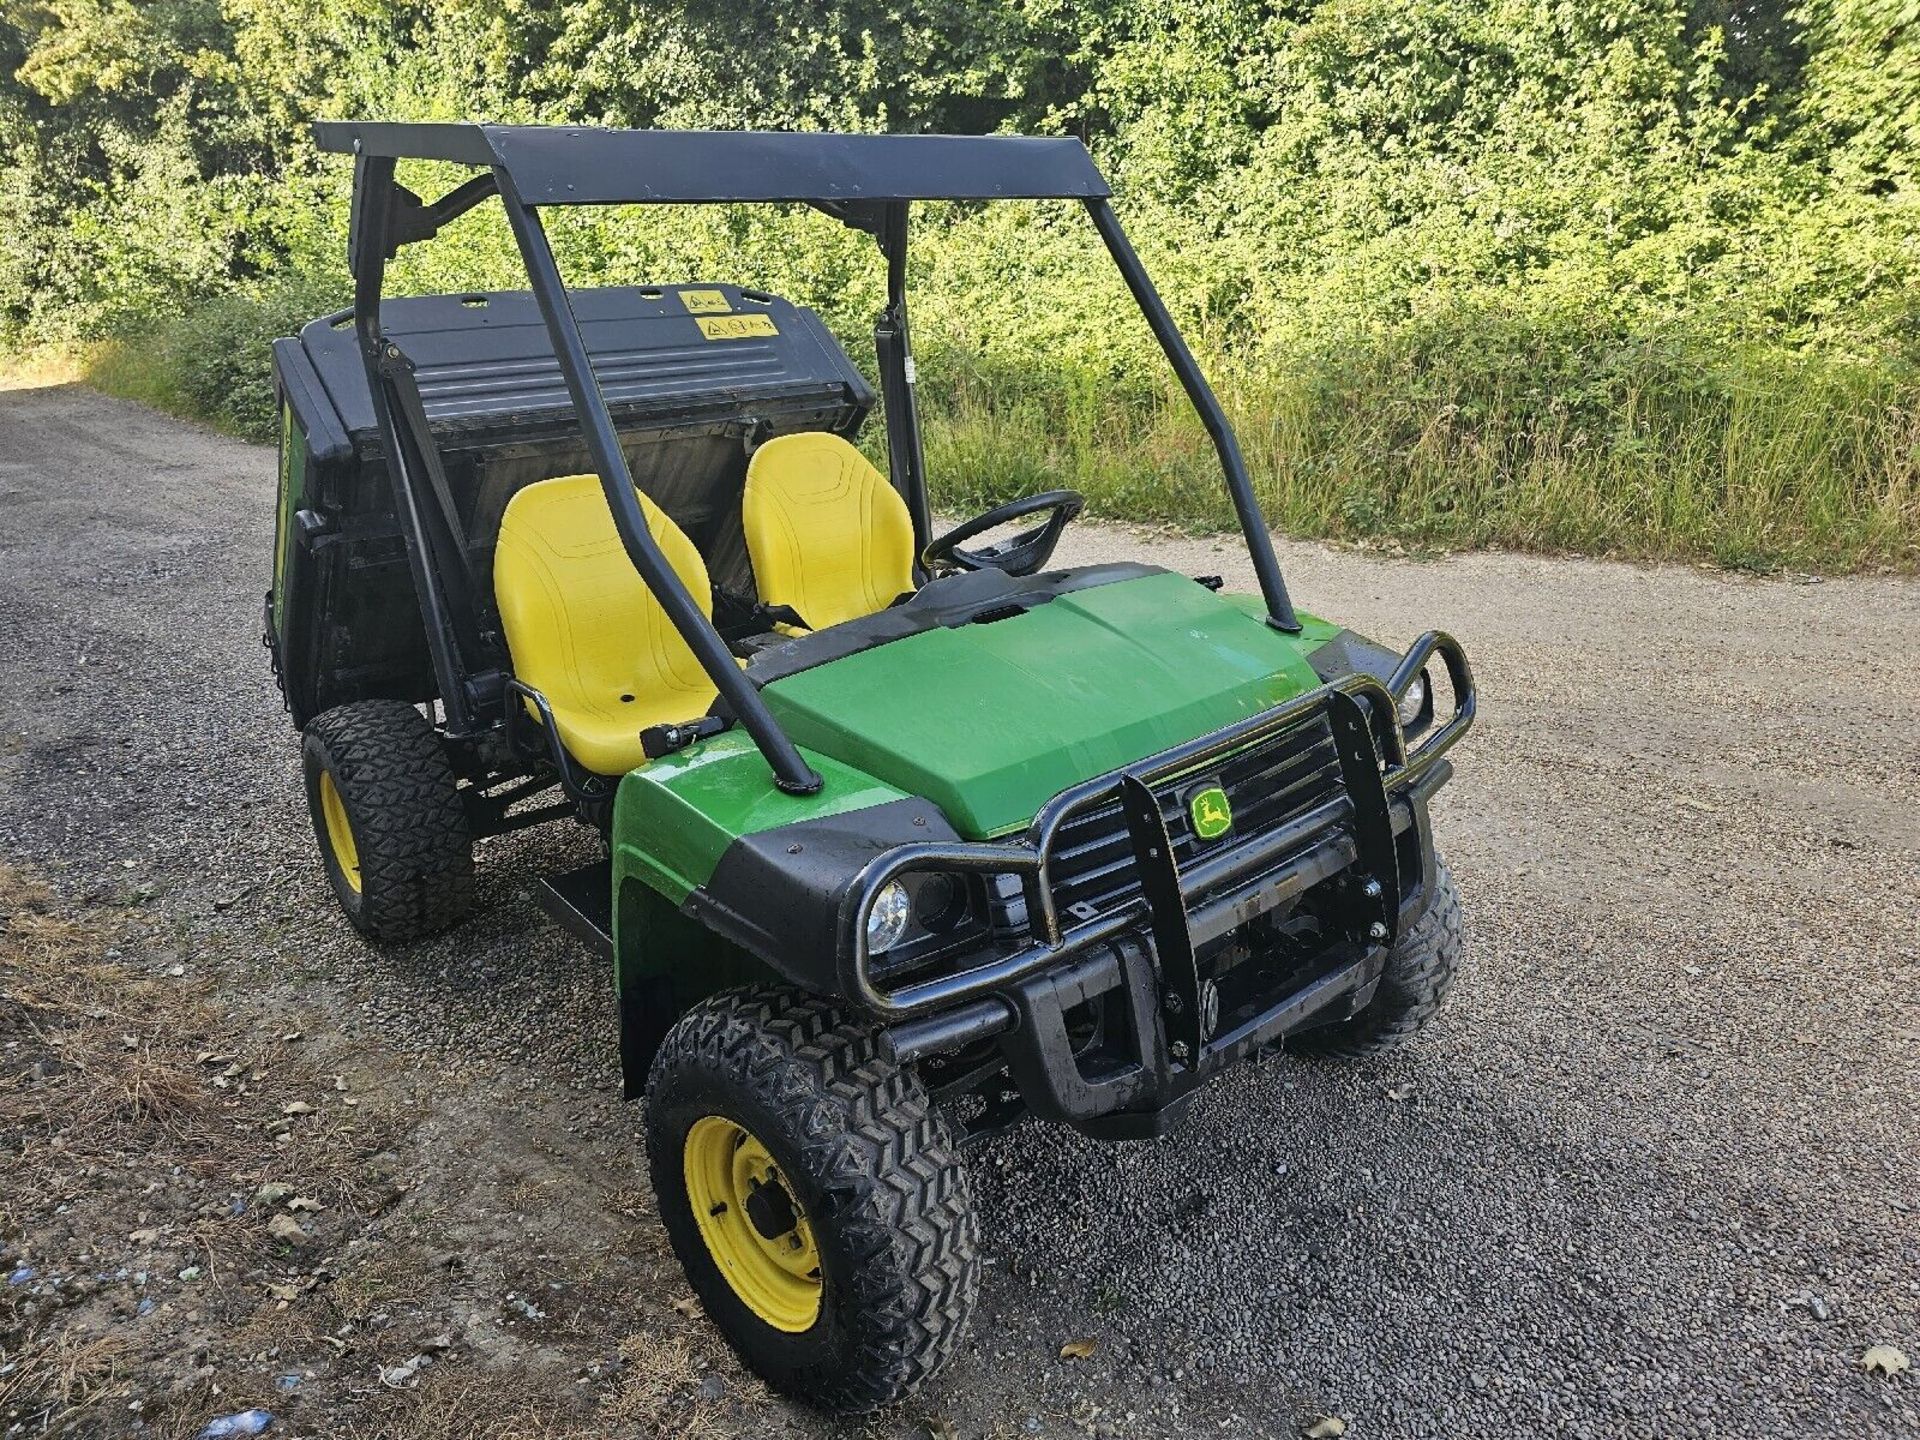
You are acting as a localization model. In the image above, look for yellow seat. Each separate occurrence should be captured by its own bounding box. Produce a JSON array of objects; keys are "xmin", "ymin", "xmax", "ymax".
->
[
  {"xmin": 494, "ymin": 475, "xmax": 717, "ymax": 776},
  {"xmin": 742, "ymin": 432, "xmax": 916, "ymax": 631}
]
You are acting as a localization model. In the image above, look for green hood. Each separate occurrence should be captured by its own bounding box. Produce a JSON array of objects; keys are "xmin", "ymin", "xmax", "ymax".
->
[{"xmin": 761, "ymin": 571, "xmax": 1335, "ymax": 838}]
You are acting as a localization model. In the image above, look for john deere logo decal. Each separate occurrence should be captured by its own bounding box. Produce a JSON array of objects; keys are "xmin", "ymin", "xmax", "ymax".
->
[{"xmin": 1190, "ymin": 785, "xmax": 1233, "ymax": 841}]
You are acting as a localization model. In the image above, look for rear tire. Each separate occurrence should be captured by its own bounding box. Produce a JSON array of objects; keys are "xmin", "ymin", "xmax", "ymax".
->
[
  {"xmin": 301, "ymin": 700, "xmax": 473, "ymax": 942},
  {"xmin": 1292, "ymin": 857, "xmax": 1463, "ymax": 1060},
  {"xmin": 646, "ymin": 985, "xmax": 978, "ymax": 1414}
]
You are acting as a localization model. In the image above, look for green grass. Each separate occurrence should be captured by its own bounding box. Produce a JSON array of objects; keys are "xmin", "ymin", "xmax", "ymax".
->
[
  {"xmin": 33, "ymin": 287, "xmax": 1919, "ymax": 576},
  {"xmin": 80, "ymin": 279, "xmax": 349, "ymax": 444},
  {"xmin": 922, "ymin": 331, "xmax": 1920, "ymax": 574},
  {"xmin": 83, "ymin": 335, "xmax": 209, "ymax": 424}
]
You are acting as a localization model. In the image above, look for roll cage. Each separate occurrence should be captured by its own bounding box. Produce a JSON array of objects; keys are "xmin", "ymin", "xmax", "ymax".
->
[{"xmin": 314, "ymin": 121, "xmax": 1304, "ymax": 797}]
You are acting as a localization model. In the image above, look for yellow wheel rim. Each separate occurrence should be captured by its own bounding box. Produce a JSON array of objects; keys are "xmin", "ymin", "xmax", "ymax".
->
[
  {"xmin": 683, "ymin": 1115, "xmax": 821, "ymax": 1332},
  {"xmin": 318, "ymin": 771, "xmax": 362, "ymax": 894}
]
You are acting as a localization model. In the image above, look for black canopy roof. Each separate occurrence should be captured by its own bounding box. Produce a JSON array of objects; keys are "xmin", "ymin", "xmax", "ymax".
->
[{"xmin": 311, "ymin": 122, "xmax": 1111, "ymax": 206}]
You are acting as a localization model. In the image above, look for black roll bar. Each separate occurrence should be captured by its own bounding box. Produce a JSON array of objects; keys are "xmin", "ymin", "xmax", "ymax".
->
[
  {"xmin": 874, "ymin": 203, "xmax": 935, "ymax": 574},
  {"xmin": 347, "ymin": 153, "xmax": 485, "ymax": 736},
  {"xmin": 325, "ymin": 123, "xmax": 1308, "ymax": 791},
  {"xmin": 1083, "ymin": 198, "xmax": 1300, "ymax": 633},
  {"xmin": 491, "ymin": 167, "xmax": 824, "ymax": 795}
]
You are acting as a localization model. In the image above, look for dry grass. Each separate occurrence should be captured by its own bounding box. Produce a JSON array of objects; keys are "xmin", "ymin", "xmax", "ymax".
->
[
  {"xmin": 0, "ymin": 873, "xmax": 205, "ymax": 1214},
  {"xmin": 334, "ymin": 1373, "xmax": 587, "ymax": 1440},
  {"xmin": 318, "ymin": 1330, "xmax": 749, "ymax": 1440},
  {"xmin": 600, "ymin": 1331, "xmax": 704, "ymax": 1424},
  {"xmin": 0, "ymin": 343, "xmax": 90, "ymax": 393},
  {"xmin": 923, "ymin": 335, "xmax": 1920, "ymax": 575},
  {"xmin": 1, "ymin": 861, "xmax": 756, "ymax": 1439},
  {"xmin": 0, "ymin": 863, "xmax": 403, "ymax": 1434},
  {"xmin": 0, "ymin": 1331, "xmax": 128, "ymax": 1420},
  {"xmin": 0, "ymin": 869, "xmax": 160, "ymax": 1431},
  {"xmin": 2, "ymin": 869, "xmax": 236, "ymax": 1226},
  {"xmin": 592, "ymin": 1317, "xmax": 776, "ymax": 1438}
]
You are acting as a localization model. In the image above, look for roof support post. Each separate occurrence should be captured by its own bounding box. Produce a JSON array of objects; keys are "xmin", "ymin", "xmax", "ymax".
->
[
  {"xmin": 1082, "ymin": 198, "xmax": 1300, "ymax": 633},
  {"xmin": 874, "ymin": 202, "xmax": 934, "ymax": 574},
  {"xmin": 347, "ymin": 150, "xmax": 484, "ymax": 733},
  {"xmin": 492, "ymin": 168, "xmax": 824, "ymax": 796}
]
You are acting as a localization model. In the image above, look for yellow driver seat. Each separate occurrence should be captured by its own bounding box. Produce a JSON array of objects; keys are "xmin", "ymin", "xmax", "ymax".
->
[
  {"xmin": 742, "ymin": 432, "xmax": 916, "ymax": 631},
  {"xmin": 494, "ymin": 474, "xmax": 717, "ymax": 776}
]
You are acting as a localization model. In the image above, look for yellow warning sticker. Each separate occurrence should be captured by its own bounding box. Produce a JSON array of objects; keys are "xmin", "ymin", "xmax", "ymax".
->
[
  {"xmin": 696, "ymin": 314, "xmax": 779, "ymax": 340},
  {"xmin": 678, "ymin": 288, "xmax": 732, "ymax": 314}
]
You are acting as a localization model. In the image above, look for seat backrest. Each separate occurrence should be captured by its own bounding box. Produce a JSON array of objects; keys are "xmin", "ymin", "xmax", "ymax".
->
[
  {"xmin": 494, "ymin": 474, "xmax": 717, "ymax": 776},
  {"xmin": 742, "ymin": 432, "xmax": 916, "ymax": 631}
]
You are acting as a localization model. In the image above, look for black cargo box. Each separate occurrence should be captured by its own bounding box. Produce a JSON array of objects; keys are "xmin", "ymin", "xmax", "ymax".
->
[{"xmin": 267, "ymin": 284, "xmax": 875, "ymax": 725}]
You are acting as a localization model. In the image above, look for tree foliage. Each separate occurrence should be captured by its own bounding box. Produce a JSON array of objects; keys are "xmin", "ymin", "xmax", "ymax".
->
[
  {"xmin": 4, "ymin": 0, "xmax": 1915, "ymax": 347},
  {"xmin": 1, "ymin": 2, "xmax": 1915, "ymax": 566}
]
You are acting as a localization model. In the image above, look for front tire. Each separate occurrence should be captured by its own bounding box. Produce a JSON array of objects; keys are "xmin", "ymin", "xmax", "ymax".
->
[
  {"xmin": 301, "ymin": 700, "xmax": 473, "ymax": 942},
  {"xmin": 646, "ymin": 986, "xmax": 978, "ymax": 1413},
  {"xmin": 1292, "ymin": 857, "xmax": 1463, "ymax": 1060}
]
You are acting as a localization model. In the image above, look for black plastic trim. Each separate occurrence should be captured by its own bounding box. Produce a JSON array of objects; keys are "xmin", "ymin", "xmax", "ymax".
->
[
  {"xmin": 536, "ymin": 858, "xmax": 614, "ymax": 963},
  {"xmin": 1307, "ymin": 628, "xmax": 1404, "ymax": 689},
  {"xmin": 312, "ymin": 122, "xmax": 1112, "ymax": 205},
  {"xmin": 271, "ymin": 337, "xmax": 352, "ymax": 465},
  {"xmin": 684, "ymin": 798, "xmax": 966, "ymax": 994},
  {"xmin": 744, "ymin": 562, "xmax": 1161, "ymax": 686}
]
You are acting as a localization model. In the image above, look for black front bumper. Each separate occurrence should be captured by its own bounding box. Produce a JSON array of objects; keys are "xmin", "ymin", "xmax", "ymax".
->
[
  {"xmin": 848, "ymin": 632, "xmax": 1475, "ymax": 1138},
  {"xmin": 985, "ymin": 759, "xmax": 1447, "ymax": 1138}
]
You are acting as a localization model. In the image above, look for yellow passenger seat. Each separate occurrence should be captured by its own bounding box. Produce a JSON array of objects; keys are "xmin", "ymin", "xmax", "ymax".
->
[
  {"xmin": 742, "ymin": 432, "xmax": 916, "ymax": 631},
  {"xmin": 494, "ymin": 474, "xmax": 717, "ymax": 776}
]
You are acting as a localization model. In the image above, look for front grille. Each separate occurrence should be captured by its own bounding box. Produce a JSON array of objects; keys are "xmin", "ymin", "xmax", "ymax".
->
[{"xmin": 1045, "ymin": 713, "xmax": 1343, "ymax": 920}]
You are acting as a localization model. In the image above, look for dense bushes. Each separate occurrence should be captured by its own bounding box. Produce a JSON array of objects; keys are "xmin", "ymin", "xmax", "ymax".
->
[{"xmin": 2, "ymin": 1, "xmax": 1916, "ymax": 569}]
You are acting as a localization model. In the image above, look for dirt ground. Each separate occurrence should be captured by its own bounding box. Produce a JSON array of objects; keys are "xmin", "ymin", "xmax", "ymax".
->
[{"xmin": 0, "ymin": 379, "xmax": 1915, "ymax": 1440}]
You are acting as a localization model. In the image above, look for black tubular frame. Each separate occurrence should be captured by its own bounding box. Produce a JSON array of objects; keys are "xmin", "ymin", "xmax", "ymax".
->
[
  {"xmin": 319, "ymin": 122, "xmax": 1306, "ymax": 789},
  {"xmin": 346, "ymin": 152, "xmax": 487, "ymax": 736},
  {"xmin": 491, "ymin": 168, "xmax": 823, "ymax": 793},
  {"xmin": 874, "ymin": 203, "xmax": 935, "ymax": 572}
]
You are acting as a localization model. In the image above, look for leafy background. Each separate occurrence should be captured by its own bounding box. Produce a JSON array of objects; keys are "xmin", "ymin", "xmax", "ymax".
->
[{"xmin": 2, "ymin": 0, "xmax": 1916, "ymax": 569}]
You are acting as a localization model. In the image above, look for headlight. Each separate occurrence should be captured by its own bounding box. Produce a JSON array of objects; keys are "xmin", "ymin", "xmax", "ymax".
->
[
  {"xmin": 865, "ymin": 880, "xmax": 912, "ymax": 954},
  {"xmin": 1396, "ymin": 670, "xmax": 1429, "ymax": 730}
]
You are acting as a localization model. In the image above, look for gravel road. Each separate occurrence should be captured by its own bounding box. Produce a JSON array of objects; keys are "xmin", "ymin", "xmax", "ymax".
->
[{"xmin": 2, "ymin": 380, "xmax": 1915, "ymax": 1439}]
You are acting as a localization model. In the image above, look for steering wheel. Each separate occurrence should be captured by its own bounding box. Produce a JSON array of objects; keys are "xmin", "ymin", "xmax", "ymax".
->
[{"xmin": 922, "ymin": 491, "xmax": 1085, "ymax": 577}]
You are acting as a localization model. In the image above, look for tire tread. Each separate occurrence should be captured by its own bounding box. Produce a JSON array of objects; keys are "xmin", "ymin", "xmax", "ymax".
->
[
  {"xmin": 303, "ymin": 700, "xmax": 472, "ymax": 942},
  {"xmin": 1292, "ymin": 858, "xmax": 1463, "ymax": 1061},
  {"xmin": 647, "ymin": 985, "xmax": 978, "ymax": 1413}
]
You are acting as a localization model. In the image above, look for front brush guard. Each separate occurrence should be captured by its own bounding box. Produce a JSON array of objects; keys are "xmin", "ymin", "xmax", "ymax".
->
[{"xmin": 853, "ymin": 631, "xmax": 1476, "ymax": 1132}]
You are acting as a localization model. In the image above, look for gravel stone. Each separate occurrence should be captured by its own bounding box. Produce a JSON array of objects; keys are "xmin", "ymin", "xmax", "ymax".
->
[{"xmin": 1, "ymin": 384, "xmax": 1915, "ymax": 1438}]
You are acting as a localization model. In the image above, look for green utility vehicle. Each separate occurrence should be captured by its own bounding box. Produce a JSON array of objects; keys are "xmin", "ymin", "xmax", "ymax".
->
[{"xmin": 267, "ymin": 122, "xmax": 1476, "ymax": 1412}]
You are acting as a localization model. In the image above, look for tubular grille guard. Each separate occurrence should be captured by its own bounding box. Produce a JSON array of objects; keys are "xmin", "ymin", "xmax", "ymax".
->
[
  {"xmin": 838, "ymin": 631, "xmax": 1475, "ymax": 1020},
  {"xmin": 1042, "ymin": 711, "xmax": 1344, "ymax": 922}
]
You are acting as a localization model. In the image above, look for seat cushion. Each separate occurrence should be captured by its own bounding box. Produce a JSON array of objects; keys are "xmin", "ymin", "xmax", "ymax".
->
[
  {"xmin": 742, "ymin": 432, "xmax": 916, "ymax": 632},
  {"xmin": 494, "ymin": 475, "xmax": 717, "ymax": 776}
]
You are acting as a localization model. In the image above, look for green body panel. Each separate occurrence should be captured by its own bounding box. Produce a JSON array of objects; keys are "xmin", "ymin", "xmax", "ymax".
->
[
  {"xmin": 606, "ymin": 572, "xmax": 1355, "ymax": 1002},
  {"xmin": 611, "ymin": 731, "xmax": 910, "ymax": 909},
  {"xmin": 610, "ymin": 733, "xmax": 910, "ymax": 1002},
  {"xmin": 760, "ymin": 571, "xmax": 1335, "ymax": 838},
  {"xmin": 271, "ymin": 403, "xmax": 305, "ymax": 635},
  {"xmin": 615, "ymin": 875, "xmax": 769, "ymax": 998},
  {"xmin": 1219, "ymin": 589, "xmax": 1343, "ymax": 647}
]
